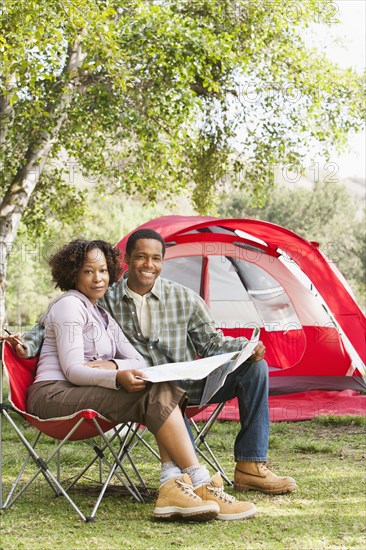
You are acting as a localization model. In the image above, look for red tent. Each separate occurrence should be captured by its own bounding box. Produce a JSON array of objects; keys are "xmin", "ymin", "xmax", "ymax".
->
[{"xmin": 117, "ymin": 216, "xmax": 366, "ymax": 421}]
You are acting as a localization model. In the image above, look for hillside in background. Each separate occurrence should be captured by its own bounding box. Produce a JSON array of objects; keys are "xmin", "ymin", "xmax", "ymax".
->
[{"xmin": 342, "ymin": 177, "xmax": 366, "ymax": 209}]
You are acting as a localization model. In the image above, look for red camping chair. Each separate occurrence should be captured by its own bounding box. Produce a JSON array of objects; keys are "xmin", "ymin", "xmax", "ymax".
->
[{"xmin": 0, "ymin": 343, "xmax": 151, "ymax": 522}]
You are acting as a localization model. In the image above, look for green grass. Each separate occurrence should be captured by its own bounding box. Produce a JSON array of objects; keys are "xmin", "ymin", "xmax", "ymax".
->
[{"xmin": 1, "ymin": 413, "xmax": 365, "ymax": 550}]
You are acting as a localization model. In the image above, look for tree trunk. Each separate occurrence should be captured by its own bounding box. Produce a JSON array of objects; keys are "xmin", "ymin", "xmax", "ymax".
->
[{"xmin": 0, "ymin": 39, "xmax": 85, "ymax": 330}]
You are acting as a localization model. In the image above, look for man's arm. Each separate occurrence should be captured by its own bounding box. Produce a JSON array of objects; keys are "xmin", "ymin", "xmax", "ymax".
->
[
  {"xmin": 187, "ymin": 292, "xmax": 266, "ymax": 362},
  {"xmin": 22, "ymin": 322, "xmax": 45, "ymax": 357},
  {"xmin": 187, "ymin": 294, "xmax": 249, "ymax": 358}
]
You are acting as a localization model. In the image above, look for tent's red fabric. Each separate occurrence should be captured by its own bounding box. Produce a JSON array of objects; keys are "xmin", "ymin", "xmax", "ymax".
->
[
  {"xmin": 194, "ymin": 392, "xmax": 366, "ymax": 423},
  {"xmin": 117, "ymin": 215, "xmax": 366, "ymax": 420}
]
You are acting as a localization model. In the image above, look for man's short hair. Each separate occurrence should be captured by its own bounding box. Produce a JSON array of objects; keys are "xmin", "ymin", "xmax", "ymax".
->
[{"xmin": 125, "ymin": 229, "xmax": 166, "ymax": 257}]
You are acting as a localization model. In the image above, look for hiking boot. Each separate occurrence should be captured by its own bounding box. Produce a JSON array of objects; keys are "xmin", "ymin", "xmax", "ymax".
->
[
  {"xmin": 153, "ymin": 474, "xmax": 219, "ymax": 521},
  {"xmin": 194, "ymin": 473, "xmax": 257, "ymax": 521},
  {"xmin": 234, "ymin": 462, "xmax": 297, "ymax": 494}
]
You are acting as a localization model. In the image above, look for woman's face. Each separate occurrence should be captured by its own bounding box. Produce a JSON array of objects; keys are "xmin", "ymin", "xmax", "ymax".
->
[{"xmin": 75, "ymin": 248, "xmax": 110, "ymax": 304}]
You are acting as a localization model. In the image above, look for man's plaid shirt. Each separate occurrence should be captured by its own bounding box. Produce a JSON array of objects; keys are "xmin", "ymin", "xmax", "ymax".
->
[{"xmin": 24, "ymin": 277, "xmax": 248, "ymax": 404}]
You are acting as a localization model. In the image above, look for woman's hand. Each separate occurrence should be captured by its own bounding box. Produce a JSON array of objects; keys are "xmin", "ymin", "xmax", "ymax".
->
[
  {"xmin": 85, "ymin": 360, "xmax": 117, "ymax": 371},
  {"xmin": 85, "ymin": 361, "xmax": 147, "ymax": 391},
  {"xmin": 116, "ymin": 369, "xmax": 147, "ymax": 392},
  {"xmin": 0, "ymin": 333, "xmax": 28, "ymax": 358}
]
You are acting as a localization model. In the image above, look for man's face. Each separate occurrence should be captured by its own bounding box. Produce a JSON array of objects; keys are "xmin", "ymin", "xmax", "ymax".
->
[{"xmin": 125, "ymin": 238, "xmax": 163, "ymax": 295}]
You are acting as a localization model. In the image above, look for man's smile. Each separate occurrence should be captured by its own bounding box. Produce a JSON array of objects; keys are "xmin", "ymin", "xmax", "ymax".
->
[{"xmin": 124, "ymin": 238, "xmax": 164, "ymax": 295}]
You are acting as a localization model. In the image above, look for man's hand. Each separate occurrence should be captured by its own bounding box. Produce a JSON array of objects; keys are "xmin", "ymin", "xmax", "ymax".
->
[
  {"xmin": 116, "ymin": 369, "xmax": 147, "ymax": 392},
  {"xmin": 251, "ymin": 341, "xmax": 266, "ymax": 362},
  {"xmin": 0, "ymin": 333, "xmax": 28, "ymax": 358}
]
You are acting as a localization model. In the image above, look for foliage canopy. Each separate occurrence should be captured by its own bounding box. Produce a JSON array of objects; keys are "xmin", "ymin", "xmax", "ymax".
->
[
  {"xmin": 0, "ymin": 0, "xmax": 365, "ymax": 324},
  {"xmin": 1, "ymin": 0, "xmax": 365, "ymax": 221}
]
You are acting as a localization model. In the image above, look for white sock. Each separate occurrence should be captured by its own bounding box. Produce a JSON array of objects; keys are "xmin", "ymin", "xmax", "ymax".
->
[
  {"xmin": 182, "ymin": 465, "xmax": 211, "ymax": 487},
  {"xmin": 160, "ymin": 461, "xmax": 182, "ymax": 485}
]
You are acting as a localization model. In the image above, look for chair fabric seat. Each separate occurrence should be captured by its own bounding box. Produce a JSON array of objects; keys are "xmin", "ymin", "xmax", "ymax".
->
[{"xmin": 0, "ymin": 342, "xmax": 151, "ymax": 521}]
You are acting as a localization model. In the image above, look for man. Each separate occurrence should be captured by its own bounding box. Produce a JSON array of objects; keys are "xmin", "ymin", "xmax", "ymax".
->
[{"xmin": 20, "ymin": 228, "xmax": 296, "ymax": 495}]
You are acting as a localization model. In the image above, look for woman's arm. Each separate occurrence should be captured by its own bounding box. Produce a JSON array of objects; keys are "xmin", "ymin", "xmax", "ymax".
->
[{"xmin": 49, "ymin": 297, "xmax": 119, "ymax": 389}]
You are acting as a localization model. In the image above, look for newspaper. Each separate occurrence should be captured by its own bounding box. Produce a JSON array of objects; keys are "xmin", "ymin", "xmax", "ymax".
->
[{"xmin": 137, "ymin": 328, "xmax": 260, "ymax": 406}]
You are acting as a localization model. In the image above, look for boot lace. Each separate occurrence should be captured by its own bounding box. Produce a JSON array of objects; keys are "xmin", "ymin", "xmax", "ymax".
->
[
  {"xmin": 207, "ymin": 484, "xmax": 238, "ymax": 504},
  {"xmin": 259, "ymin": 462, "xmax": 273, "ymax": 474},
  {"xmin": 176, "ymin": 479, "xmax": 200, "ymax": 500}
]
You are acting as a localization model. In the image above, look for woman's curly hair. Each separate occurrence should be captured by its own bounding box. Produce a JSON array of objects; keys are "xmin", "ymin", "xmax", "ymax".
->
[{"xmin": 49, "ymin": 239, "xmax": 122, "ymax": 291}]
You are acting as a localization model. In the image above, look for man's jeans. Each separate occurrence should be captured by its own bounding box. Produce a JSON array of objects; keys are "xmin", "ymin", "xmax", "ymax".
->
[{"xmin": 208, "ymin": 359, "xmax": 269, "ymax": 462}]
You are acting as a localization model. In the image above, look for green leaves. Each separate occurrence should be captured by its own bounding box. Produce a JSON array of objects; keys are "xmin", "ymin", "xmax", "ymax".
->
[{"xmin": 1, "ymin": 0, "xmax": 365, "ymax": 224}]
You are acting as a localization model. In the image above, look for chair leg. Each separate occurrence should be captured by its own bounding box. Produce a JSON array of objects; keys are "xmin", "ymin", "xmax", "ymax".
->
[
  {"xmin": 82, "ymin": 420, "xmax": 155, "ymax": 520},
  {"xmin": 63, "ymin": 422, "xmax": 147, "ymax": 503},
  {"xmin": 9, "ymin": 414, "xmax": 88, "ymax": 502},
  {"xmin": 117, "ymin": 424, "xmax": 154, "ymax": 493},
  {"xmin": 2, "ymin": 430, "xmax": 44, "ymax": 508},
  {"xmin": 189, "ymin": 403, "xmax": 233, "ymax": 486},
  {"xmin": 1, "ymin": 409, "xmax": 88, "ymax": 521},
  {"xmin": 92, "ymin": 420, "xmax": 146, "ymax": 503}
]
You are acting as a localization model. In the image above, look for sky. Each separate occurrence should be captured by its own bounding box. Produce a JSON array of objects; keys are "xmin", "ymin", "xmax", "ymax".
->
[{"xmin": 313, "ymin": 0, "xmax": 365, "ymax": 180}]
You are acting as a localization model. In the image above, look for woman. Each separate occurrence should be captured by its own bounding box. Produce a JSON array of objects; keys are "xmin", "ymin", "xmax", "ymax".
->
[{"xmin": 5, "ymin": 239, "xmax": 256, "ymax": 521}]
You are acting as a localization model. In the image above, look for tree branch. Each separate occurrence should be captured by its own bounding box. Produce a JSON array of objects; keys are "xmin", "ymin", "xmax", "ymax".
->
[
  {"xmin": 0, "ymin": 74, "xmax": 16, "ymax": 169},
  {"xmin": 0, "ymin": 37, "xmax": 86, "ymax": 240}
]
